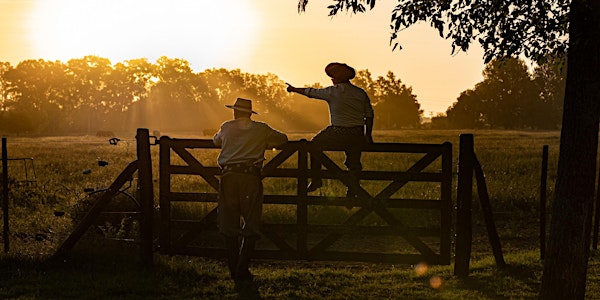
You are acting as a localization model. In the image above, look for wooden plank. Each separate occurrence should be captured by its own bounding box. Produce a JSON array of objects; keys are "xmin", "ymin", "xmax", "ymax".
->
[
  {"xmin": 357, "ymin": 171, "xmax": 443, "ymax": 182},
  {"xmin": 167, "ymin": 192, "xmax": 219, "ymax": 202},
  {"xmin": 158, "ymin": 139, "xmax": 455, "ymax": 265},
  {"xmin": 455, "ymin": 134, "xmax": 474, "ymax": 276},
  {"xmin": 159, "ymin": 137, "xmax": 173, "ymax": 254},
  {"xmin": 297, "ymin": 140, "xmax": 309, "ymax": 256},
  {"xmin": 440, "ymin": 142, "xmax": 453, "ymax": 265},
  {"xmin": 172, "ymin": 209, "xmax": 218, "ymax": 247},
  {"xmin": 2, "ymin": 138, "xmax": 9, "ymax": 253},
  {"xmin": 137, "ymin": 128, "xmax": 154, "ymax": 266},
  {"xmin": 302, "ymin": 252, "xmax": 436, "ymax": 264},
  {"xmin": 473, "ymin": 155, "xmax": 506, "ymax": 268},
  {"xmin": 262, "ymin": 145, "xmax": 297, "ymax": 176},
  {"xmin": 53, "ymin": 161, "xmax": 138, "ymax": 258},
  {"xmin": 263, "ymin": 224, "xmax": 439, "ymax": 237},
  {"xmin": 169, "ymin": 165, "xmax": 220, "ymax": 176},
  {"xmin": 373, "ymin": 206, "xmax": 439, "ymax": 260},
  {"xmin": 171, "ymin": 146, "xmax": 219, "ymax": 190},
  {"xmin": 308, "ymin": 208, "xmax": 373, "ymax": 256},
  {"xmin": 261, "ymin": 230, "xmax": 296, "ymax": 252},
  {"xmin": 375, "ymin": 152, "xmax": 441, "ymax": 200}
]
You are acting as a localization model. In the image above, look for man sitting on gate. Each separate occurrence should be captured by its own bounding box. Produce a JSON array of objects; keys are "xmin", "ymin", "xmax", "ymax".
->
[
  {"xmin": 213, "ymin": 97, "xmax": 288, "ymax": 281},
  {"xmin": 286, "ymin": 62, "xmax": 374, "ymax": 197}
]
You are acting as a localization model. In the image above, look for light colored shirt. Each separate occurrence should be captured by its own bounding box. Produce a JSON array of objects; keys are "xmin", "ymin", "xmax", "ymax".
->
[
  {"xmin": 213, "ymin": 117, "xmax": 288, "ymax": 167},
  {"xmin": 305, "ymin": 83, "xmax": 374, "ymax": 127}
]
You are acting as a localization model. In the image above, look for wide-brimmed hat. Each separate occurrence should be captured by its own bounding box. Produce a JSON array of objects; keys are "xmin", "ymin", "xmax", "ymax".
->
[
  {"xmin": 225, "ymin": 98, "xmax": 258, "ymax": 114},
  {"xmin": 325, "ymin": 62, "xmax": 356, "ymax": 81}
]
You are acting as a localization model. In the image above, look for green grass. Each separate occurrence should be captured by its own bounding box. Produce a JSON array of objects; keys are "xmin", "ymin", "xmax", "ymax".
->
[
  {"xmin": 2, "ymin": 247, "xmax": 600, "ymax": 299},
  {"xmin": 1, "ymin": 129, "xmax": 594, "ymax": 299}
]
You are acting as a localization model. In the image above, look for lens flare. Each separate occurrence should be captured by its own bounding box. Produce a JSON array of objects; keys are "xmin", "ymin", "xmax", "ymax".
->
[
  {"xmin": 429, "ymin": 275, "xmax": 443, "ymax": 289},
  {"xmin": 414, "ymin": 262, "xmax": 428, "ymax": 276}
]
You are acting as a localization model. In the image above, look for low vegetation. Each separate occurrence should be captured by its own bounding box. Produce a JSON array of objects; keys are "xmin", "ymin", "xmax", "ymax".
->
[{"xmin": 1, "ymin": 129, "xmax": 598, "ymax": 299}]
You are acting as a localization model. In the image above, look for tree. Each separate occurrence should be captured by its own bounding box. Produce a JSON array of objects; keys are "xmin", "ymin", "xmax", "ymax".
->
[
  {"xmin": 0, "ymin": 62, "xmax": 12, "ymax": 113},
  {"xmin": 444, "ymin": 57, "xmax": 544, "ymax": 129},
  {"xmin": 440, "ymin": 57, "xmax": 564, "ymax": 129},
  {"xmin": 4, "ymin": 59, "xmax": 69, "ymax": 133},
  {"xmin": 477, "ymin": 58, "xmax": 538, "ymax": 129},
  {"xmin": 532, "ymin": 55, "xmax": 566, "ymax": 129},
  {"xmin": 353, "ymin": 69, "xmax": 423, "ymax": 128},
  {"xmin": 445, "ymin": 89, "xmax": 486, "ymax": 129},
  {"xmin": 298, "ymin": 1, "xmax": 600, "ymax": 298},
  {"xmin": 371, "ymin": 71, "xmax": 422, "ymax": 128},
  {"xmin": 67, "ymin": 56, "xmax": 115, "ymax": 133}
]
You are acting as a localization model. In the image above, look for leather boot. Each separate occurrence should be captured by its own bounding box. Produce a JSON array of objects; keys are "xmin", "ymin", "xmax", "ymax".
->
[
  {"xmin": 345, "ymin": 170, "xmax": 361, "ymax": 198},
  {"xmin": 236, "ymin": 236, "xmax": 257, "ymax": 280},
  {"xmin": 225, "ymin": 236, "xmax": 240, "ymax": 279},
  {"xmin": 345, "ymin": 171, "xmax": 361, "ymax": 209}
]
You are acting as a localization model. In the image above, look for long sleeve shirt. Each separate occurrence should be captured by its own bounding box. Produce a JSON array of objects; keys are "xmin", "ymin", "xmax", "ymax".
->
[
  {"xmin": 213, "ymin": 117, "xmax": 288, "ymax": 167},
  {"xmin": 304, "ymin": 83, "xmax": 374, "ymax": 127}
]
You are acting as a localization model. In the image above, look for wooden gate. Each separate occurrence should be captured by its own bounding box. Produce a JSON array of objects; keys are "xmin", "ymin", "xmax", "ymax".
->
[{"xmin": 158, "ymin": 138, "xmax": 452, "ymax": 265}]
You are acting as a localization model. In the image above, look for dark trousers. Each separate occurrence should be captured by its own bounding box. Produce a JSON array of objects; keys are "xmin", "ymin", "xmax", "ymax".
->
[
  {"xmin": 218, "ymin": 172, "xmax": 263, "ymax": 238},
  {"xmin": 310, "ymin": 125, "xmax": 365, "ymax": 184},
  {"xmin": 218, "ymin": 171, "xmax": 262, "ymax": 279}
]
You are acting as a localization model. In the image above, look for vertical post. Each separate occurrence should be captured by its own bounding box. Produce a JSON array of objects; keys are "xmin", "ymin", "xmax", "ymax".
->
[
  {"xmin": 593, "ymin": 145, "xmax": 600, "ymax": 250},
  {"xmin": 297, "ymin": 139, "xmax": 308, "ymax": 258},
  {"xmin": 159, "ymin": 136, "xmax": 172, "ymax": 254},
  {"xmin": 540, "ymin": 145, "xmax": 549, "ymax": 258},
  {"xmin": 454, "ymin": 134, "xmax": 474, "ymax": 277},
  {"xmin": 136, "ymin": 128, "xmax": 154, "ymax": 266},
  {"xmin": 2, "ymin": 138, "xmax": 9, "ymax": 253},
  {"xmin": 473, "ymin": 156, "xmax": 506, "ymax": 267},
  {"xmin": 440, "ymin": 142, "xmax": 453, "ymax": 265}
]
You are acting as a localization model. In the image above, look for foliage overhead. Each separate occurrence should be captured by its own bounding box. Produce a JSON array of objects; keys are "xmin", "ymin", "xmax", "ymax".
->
[{"xmin": 299, "ymin": 0, "xmax": 570, "ymax": 63}]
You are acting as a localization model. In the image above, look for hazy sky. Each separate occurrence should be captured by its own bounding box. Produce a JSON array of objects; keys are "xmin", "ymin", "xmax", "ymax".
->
[{"xmin": 0, "ymin": 0, "xmax": 487, "ymax": 116}]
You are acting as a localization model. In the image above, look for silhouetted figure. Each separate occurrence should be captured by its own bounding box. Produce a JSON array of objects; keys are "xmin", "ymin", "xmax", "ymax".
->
[
  {"xmin": 213, "ymin": 98, "xmax": 288, "ymax": 281},
  {"xmin": 286, "ymin": 62, "xmax": 374, "ymax": 197}
]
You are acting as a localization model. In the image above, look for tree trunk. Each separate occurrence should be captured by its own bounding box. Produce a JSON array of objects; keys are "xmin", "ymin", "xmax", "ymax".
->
[{"xmin": 540, "ymin": 1, "xmax": 600, "ymax": 299}]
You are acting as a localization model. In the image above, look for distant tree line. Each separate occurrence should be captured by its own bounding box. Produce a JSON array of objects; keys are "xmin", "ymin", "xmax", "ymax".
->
[
  {"xmin": 0, "ymin": 55, "xmax": 423, "ymax": 135},
  {"xmin": 0, "ymin": 55, "xmax": 565, "ymax": 135},
  {"xmin": 431, "ymin": 56, "xmax": 566, "ymax": 130}
]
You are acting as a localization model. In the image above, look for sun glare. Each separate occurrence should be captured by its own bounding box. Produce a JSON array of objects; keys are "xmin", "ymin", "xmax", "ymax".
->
[{"xmin": 28, "ymin": 0, "xmax": 260, "ymax": 69}]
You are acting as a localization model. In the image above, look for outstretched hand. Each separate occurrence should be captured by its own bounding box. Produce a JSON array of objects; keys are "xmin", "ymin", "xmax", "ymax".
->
[{"xmin": 285, "ymin": 82, "xmax": 294, "ymax": 93}]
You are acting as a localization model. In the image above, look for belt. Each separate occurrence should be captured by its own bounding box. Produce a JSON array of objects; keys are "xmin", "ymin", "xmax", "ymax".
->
[
  {"xmin": 329, "ymin": 125, "xmax": 364, "ymax": 135},
  {"xmin": 221, "ymin": 163, "xmax": 262, "ymax": 176}
]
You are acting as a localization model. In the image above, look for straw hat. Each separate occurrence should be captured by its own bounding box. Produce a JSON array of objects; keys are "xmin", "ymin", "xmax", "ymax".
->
[
  {"xmin": 325, "ymin": 62, "xmax": 356, "ymax": 81},
  {"xmin": 225, "ymin": 98, "xmax": 258, "ymax": 114}
]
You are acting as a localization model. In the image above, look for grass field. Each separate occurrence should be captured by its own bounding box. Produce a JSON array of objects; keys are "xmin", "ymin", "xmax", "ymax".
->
[{"xmin": 1, "ymin": 129, "xmax": 599, "ymax": 299}]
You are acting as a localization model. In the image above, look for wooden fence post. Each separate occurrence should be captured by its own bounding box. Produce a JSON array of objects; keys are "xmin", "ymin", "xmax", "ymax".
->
[
  {"xmin": 440, "ymin": 141, "xmax": 453, "ymax": 265},
  {"xmin": 540, "ymin": 145, "xmax": 548, "ymax": 258},
  {"xmin": 2, "ymin": 138, "xmax": 9, "ymax": 253},
  {"xmin": 473, "ymin": 156, "xmax": 506, "ymax": 267},
  {"xmin": 454, "ymin": 134, "xmax": 474, "ymax": 277},
  {"xmin": 136, "ymin": 128, "xmax": 154, "ymax": 266},
  {"xmin": 593, "ymin": 145, "xmax": 600, "ymax": 250},
  {"xmin": 297, "ymin": 139, "xmax": 309, "ymax": 257},
  {"xmin": 158, "ymin": 136, "xmax": 171, "ymax": 254}
]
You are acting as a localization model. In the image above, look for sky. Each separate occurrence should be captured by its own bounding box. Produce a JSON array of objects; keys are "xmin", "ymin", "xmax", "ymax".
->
[{"xmin": 0, "ymin": 0, "xmax": 487, "ymax": 116}]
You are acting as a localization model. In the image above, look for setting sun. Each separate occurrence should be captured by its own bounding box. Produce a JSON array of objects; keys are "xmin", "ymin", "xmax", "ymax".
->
[
  {"xmin": 28, "ymin": 0, "xmax": 261, "ymax": 69},
  {"xmin": 0, "ymin": 0, "xmax": 488, "ymax": 116}
]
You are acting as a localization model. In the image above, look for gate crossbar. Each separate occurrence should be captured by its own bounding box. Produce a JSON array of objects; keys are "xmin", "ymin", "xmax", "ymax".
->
[{"xmin": 159, "ymin": 138, "xmax": 452, "ymax": 264}]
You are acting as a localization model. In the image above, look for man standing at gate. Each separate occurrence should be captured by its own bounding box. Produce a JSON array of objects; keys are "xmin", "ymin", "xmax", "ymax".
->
[{"xmin": 213, "ymin": 97, "xmax": 288, "ymax": 281}]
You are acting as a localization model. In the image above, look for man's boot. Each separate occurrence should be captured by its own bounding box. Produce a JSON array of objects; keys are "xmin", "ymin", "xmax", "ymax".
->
[
  {"xmin": 345, "ymin": 170, "xmax": 361, "ymax": 209},
  {"xmin": 225, "ymin": 236, "xmax": 240, "ymax": 279},
  {"xmin": 345, "ymin": 170, "xmax": 361, "ymax": 198},
  {"xmin": 236, "ymin": 236, "xmax": 257, "ymax": 280}
]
